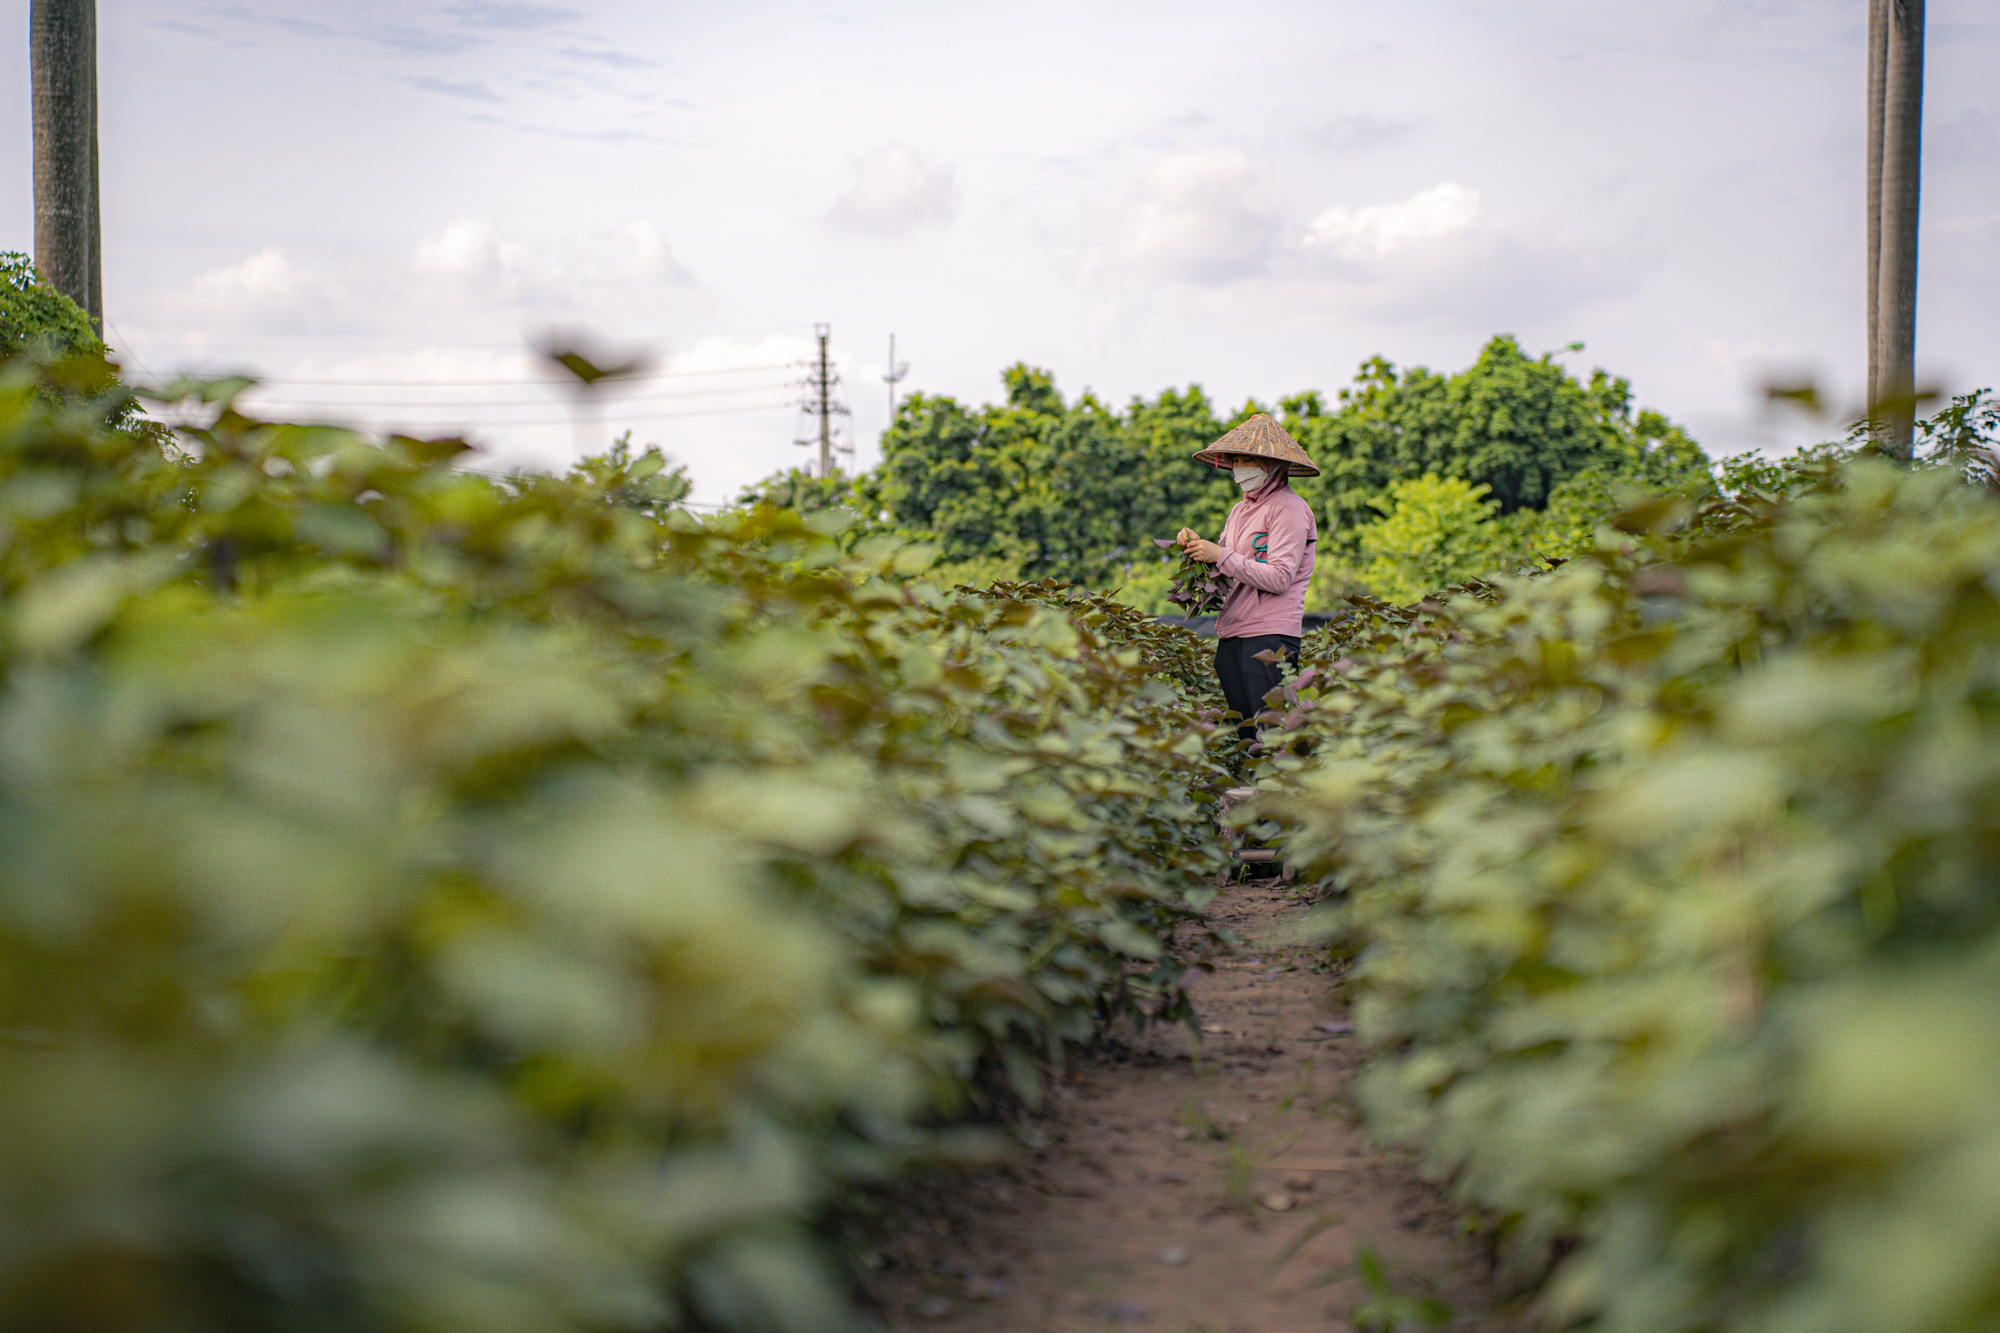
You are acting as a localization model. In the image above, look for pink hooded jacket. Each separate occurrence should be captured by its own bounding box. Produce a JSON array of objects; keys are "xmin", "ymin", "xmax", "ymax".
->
[{"xmin": 1213, "ymin": 480, "xmax": 1317, "ymax": 638}]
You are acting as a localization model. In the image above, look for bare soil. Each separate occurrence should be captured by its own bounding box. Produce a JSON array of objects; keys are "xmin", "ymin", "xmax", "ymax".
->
[{"xmin": 855, "ymin": 879, "xmax": 1512, "ymax": 1332}]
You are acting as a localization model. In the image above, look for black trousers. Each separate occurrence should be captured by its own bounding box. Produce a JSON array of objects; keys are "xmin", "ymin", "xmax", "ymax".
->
[{"xmin": 1214, "ymin": 634, "xmax": 1300, "ymax": 739}]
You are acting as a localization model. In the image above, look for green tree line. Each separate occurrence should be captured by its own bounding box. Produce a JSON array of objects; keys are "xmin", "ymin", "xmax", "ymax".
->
[{"xmin": 741, "ymin": 335, "xmax": 1713, "ymax": 608}]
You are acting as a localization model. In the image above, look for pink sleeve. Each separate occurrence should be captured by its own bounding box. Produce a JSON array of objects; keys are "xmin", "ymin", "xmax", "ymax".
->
[{"xmin": 1217, "ymin": 500, "xmax": 1311, "ymax": 594}]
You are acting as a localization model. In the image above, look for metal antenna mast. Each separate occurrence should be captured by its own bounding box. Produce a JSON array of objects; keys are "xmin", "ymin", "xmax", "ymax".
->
[
  {"xmin": 795, "ymin": 322, "xmax": 849, "ymax": 476},
  {"xmin": 883, "ymin": 332, "xmax": 910, "ymax": 425}
]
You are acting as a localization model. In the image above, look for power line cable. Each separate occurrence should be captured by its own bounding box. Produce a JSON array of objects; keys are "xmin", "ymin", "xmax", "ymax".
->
[
  {"xmin": 121, "ymin": 322, "xmax": 817, "ymax": 355},
  {"xmin": 104, "ymin": 319, "xmax": 163, "ymax": 383},
  {"xmin": 167, "ymin": 399, "xmax": 800, "ymax": 431},
  {"xmin": 237, "ymin": 379, "xmax": 801, "ymax": 410},
  {"xmin": 235, "ymin": 361, "xmax": 804, "ymax": 388}
]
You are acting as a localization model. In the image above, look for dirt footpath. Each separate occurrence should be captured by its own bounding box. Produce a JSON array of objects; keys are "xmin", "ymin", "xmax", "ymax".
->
[{"xmin": 859, "ymin": 880, "xmax": 1508, "ymax": 1332}]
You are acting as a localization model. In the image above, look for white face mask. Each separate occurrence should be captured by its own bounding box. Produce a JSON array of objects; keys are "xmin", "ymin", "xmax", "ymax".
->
[{"xmin": 1231, "ymin": 463, "xmax": 1268, "ymax": 491}]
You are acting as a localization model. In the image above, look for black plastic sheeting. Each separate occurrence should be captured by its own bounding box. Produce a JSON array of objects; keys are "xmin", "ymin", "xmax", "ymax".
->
[{"xmin": 1152, "ymin": 611, "xmax": 1336, "ymax": 639}]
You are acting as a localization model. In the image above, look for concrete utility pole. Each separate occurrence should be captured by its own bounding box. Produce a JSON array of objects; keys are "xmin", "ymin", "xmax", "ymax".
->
[
  {"xmin": 32, "ymin": 0, "xmax": 102, "ymax": 333},
  {"xmin": 796, "ymin": 323, "xmax": 848, "ymax": 476},
  {"xmin": 1866, "ymin": 0, "xmax": 1924, "ymax": 457}
]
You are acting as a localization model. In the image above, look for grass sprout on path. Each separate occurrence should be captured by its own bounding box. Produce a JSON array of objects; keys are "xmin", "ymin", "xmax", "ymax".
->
[
  {"xmin": 1261, "ymin": 1211, "xmax": 1348, "ymax": 1285},
  {"xmin": 1300, "ymin": 1239, "xmax": 1454, "ymax": 1331}
]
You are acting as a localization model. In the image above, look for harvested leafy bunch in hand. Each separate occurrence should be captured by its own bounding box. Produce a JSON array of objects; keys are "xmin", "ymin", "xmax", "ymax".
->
[{"xmin": 1154, "ymin": 536, "xmax": 1228, "ymax": 616}]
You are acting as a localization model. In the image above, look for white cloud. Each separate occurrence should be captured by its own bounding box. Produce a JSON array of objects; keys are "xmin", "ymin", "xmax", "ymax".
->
[
  {"xmin": 824, "ymin": 144, "xmax": 959, "ymax": 238},
  {"xmin": 1305, "ymin": 182, "xmax": 1483, "ymax": 262},
  {"xmin": 1077, "ymin": 161, "xmax": 1638, "ymax": 340},
  {"xmin": 1294, "ymin": 194, "xmax": 1635, "ymax": 333},
  {"xmin": 1095, "ymin": 148, "xmax": 1287, "ymax": 285},
  {"xmin": 191, "ymin": 247, "xmax": 308, "ymax": 308},
  {"xmin": 412, "ymin": 217, "xmax": 690, "ymax": 304},
  {"xmin": 415, "ymin": 217, "xmax": 528, "ymax": 284},
  {"xmin": 617, "ymin": 221, "xmax": 681, "ymax": 283},
  {"xmin": 179, "ymin": 247, "xmax": 369, "ymax": 336}
]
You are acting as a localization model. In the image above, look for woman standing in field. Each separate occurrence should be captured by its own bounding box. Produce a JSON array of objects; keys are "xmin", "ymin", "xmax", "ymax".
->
[{"xmin": 1175, "ymin": 414, "xmax": 1319, "ymax": 739}]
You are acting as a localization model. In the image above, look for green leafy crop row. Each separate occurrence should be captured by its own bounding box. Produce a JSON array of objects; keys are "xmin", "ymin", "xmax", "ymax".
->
[
  {"xmin": 1251, "ymin": 446, "xmax": 2000, "ymax": 1332},
  {"xmin": 0, "ymin": 351, "xmax": 1229, "ymax": 1333}
]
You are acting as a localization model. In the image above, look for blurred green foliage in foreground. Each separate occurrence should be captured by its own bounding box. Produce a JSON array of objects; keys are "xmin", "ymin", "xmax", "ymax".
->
[
  {"xmin": 0, "ymin": 348, "xmax": 1231, "ymax": 1333},
  {"xmin": 1251, "ymin": 414, "xmax": 2000, "ymax": 1333}
]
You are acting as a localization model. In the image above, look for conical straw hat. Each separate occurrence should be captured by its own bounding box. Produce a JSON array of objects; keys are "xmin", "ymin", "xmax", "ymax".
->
[{"xmin": 1191, "ymin": 413, "xmax": 1319, "ymax": 477}]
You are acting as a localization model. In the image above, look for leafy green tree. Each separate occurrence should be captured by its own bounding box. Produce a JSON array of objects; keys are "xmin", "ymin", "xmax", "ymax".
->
[
  {"xmin": 0, "ymin": 252, "xmax": 103, "ymax": 357},
  {"xmin": 734, "ymin": 464, "xmax": 858, "ymax": 514},
  {"xmin": 1117, "ymin": 383, "xmax": 1244, "ymax": 550},
  {"xmin": 563, "ymin": 430, "xmax": 690, "ymax": 517},
  {"xmin": 1287, "ymin": 336, "xmax": 1708, "ymax": 534},
  {"xmin": 1915, "ymin": 387, "xmax": 2000, "ymax": 486},
  {"xmin": 0, "ymin": 253, "xmax": 177, "ymax": 442},
  {"xmin": 875, "ymin": 365, "xmax": 1247, "ymax": 587},
  {"xmin": 874, "ymin": 383, "xmax": 1028, "ymax": 565},
  {"xmin": 1426, "ymin": 335, "xmax": 1615, "ymax": 512},
  {"xmin": 1352, "ymin": 474, "xmax": 1511, "ymax": 602}
]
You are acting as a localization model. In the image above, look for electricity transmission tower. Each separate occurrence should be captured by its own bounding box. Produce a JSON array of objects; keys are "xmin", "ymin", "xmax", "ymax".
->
[
  {"xmin": 883, "ymin": 333, "xmax": 910, "ymax": 426},
  {"xmin": 1866, "ymin": 0, "xmax": 1924, "ymax": 457},
  {"xmin": 31, "ymin": 0, "xmax": 102, "ymax": 332},
  {"xmin": 796, "ymin": 323, "xmax": 849, "ymax": 476}
]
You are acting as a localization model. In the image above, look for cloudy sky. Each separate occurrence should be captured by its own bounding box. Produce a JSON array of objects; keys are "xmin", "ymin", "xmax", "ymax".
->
[{"xmin": 3, "ymin": 1, "xmax": 1996, "ymax": 503}]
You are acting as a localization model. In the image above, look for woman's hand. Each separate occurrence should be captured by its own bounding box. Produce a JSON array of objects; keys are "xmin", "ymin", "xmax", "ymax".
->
[
  {"xmin": 1175, "ymin": 528, "xmax": 1222, "ymax": 563},
  {"xmin": 1180, "ymin": 535, "xmax": 1223, "ymax": 564}
]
